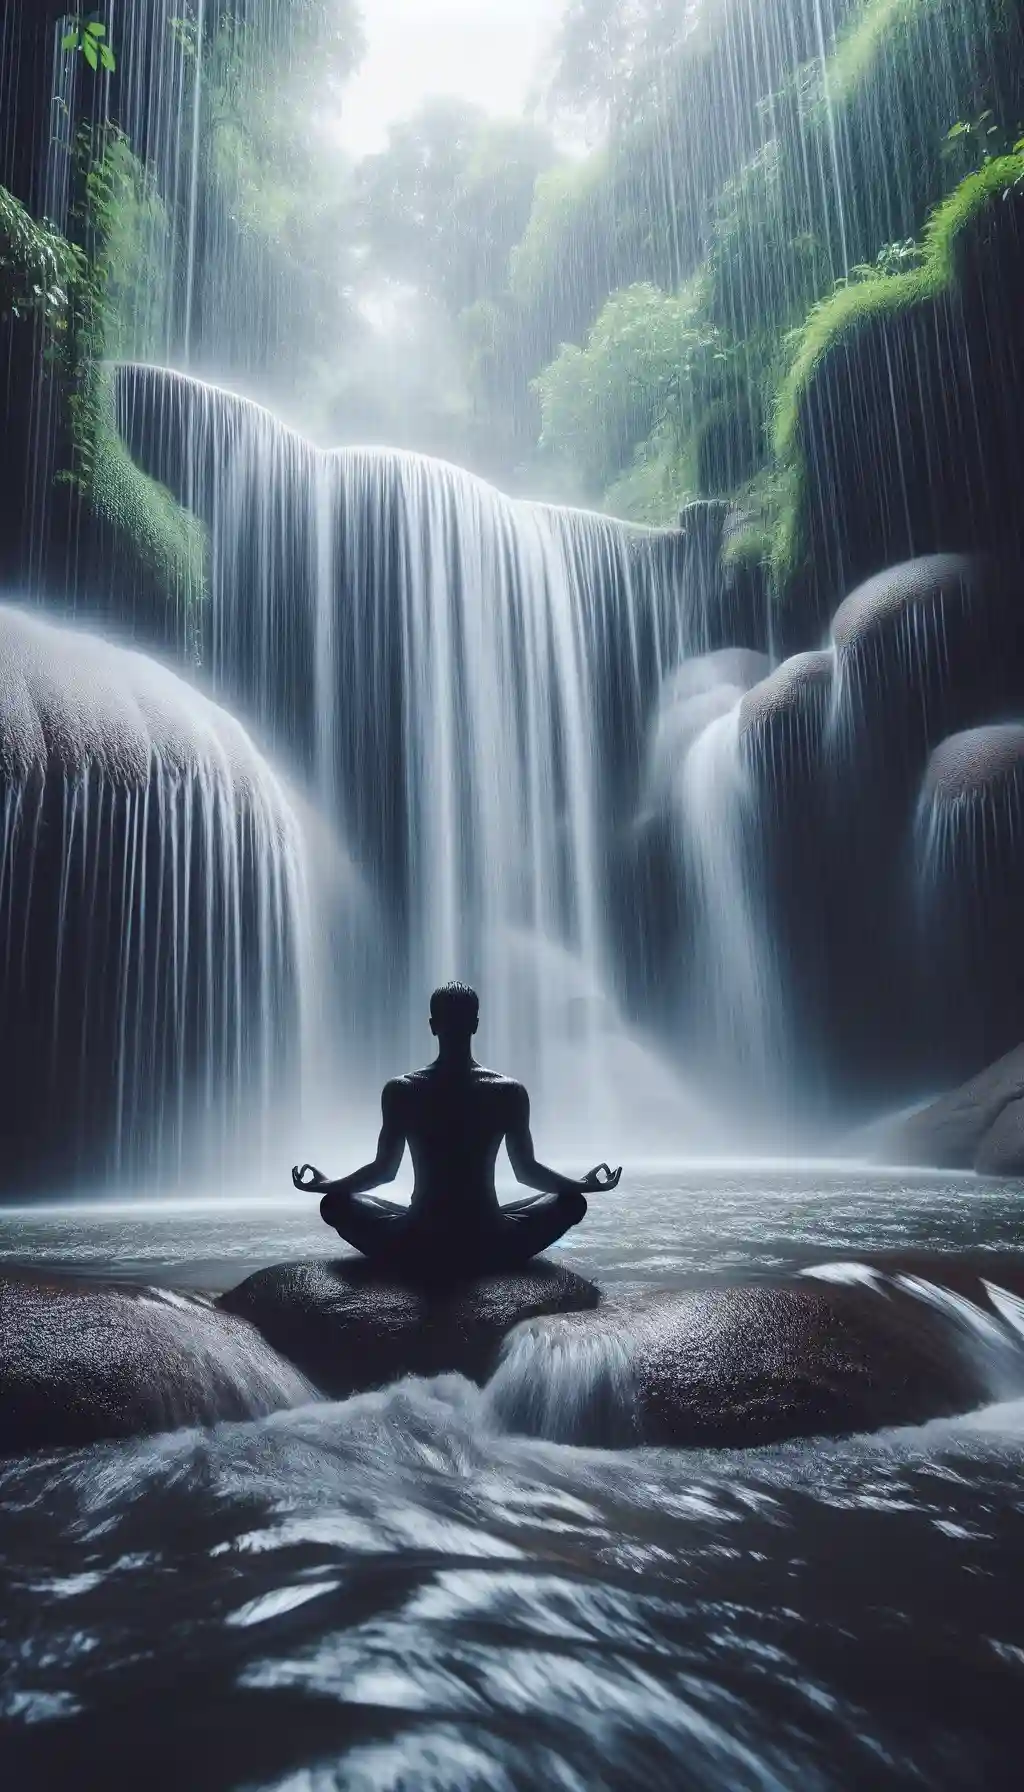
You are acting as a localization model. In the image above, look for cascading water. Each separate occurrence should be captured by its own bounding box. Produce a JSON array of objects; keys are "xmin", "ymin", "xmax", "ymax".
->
[
  {"xmin": 114, "ymin": 361, "xmax": 736, "ymax": 1152},
  {"xmin": 676, "ymin": 704, "xmax": 785, "ymax": 1100},
  {"xmin": 0, "ymin": 603, "xmax": 314, "ymax": 1190}
]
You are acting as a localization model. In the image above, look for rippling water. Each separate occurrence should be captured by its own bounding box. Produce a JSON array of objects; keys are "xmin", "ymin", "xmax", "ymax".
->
[{"xmin": 3, "ymin": 1168, "xmax": 1024, "ymax": 1788}]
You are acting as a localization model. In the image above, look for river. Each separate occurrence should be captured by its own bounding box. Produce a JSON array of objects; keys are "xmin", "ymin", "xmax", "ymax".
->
[{"xmin": 2, "ymin": 1166, "xmax": 1023, "ymax": 1788}]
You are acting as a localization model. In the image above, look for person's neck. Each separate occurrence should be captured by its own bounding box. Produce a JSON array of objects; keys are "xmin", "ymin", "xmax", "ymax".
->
[{"xmin": 434, "ymin": 1040, "xmax": 476, "ymax": 1072}]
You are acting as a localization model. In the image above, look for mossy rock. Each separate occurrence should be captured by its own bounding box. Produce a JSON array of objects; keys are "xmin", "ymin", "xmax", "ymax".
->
[
  {"xmin": 81, "ymin": 371, "xmax": 207, "ymax": 648},
  {"xmin": 695, "ymin": 395, "xmax": 761, "ymax": 498},
  {"xmin": 772, "ymin": 157, "xmax": 1024, "ymax": 646},
  {"xmin": 0, "ymin": 183, "xmax": 205, "ymax": 650}
]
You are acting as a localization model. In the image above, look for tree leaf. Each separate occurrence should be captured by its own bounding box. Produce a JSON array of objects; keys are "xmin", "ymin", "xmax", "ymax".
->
[
  {"xmin": 61, "ymin": 29, "xmax": 80, "ymax": 50},
  {"xmin": 86, "ymin": 21, "xmax": 106, "ymax": 36},
  {"xmin": 82, "ymin": 36, "xmax": 99, "ymax": 69},
  {"xmin": 100, "ymin": 44, "xmax": 116, "ymax": 71}
]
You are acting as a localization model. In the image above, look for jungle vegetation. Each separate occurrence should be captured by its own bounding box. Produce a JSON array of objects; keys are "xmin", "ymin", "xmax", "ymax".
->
[{"xmin": 5, "ymin": 0, "xmax": 1024, "ymax": 569}]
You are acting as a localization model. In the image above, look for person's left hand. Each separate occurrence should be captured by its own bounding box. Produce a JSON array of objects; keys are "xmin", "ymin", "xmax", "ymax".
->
[{"xmin": 292, "ymin": 1163, "xmax": 328, "ymax": 1192}]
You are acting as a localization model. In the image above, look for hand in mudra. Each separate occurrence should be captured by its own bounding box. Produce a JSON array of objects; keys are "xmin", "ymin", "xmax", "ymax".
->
[
  {"xmin": 580, "ymin": 1163, "xmax": 622, "ymax": 1192},
  {"xmin": 292, "ymin": 1163, "xmax": 328, "ymax": 1192}
]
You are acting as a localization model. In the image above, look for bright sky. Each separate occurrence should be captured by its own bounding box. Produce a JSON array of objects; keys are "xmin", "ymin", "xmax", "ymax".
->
[{"xmin": 336, "ymin": 0, "xmax": 564, "ymax": 156}]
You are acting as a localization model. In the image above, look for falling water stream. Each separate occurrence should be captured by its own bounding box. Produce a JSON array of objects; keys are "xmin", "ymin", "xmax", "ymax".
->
[
  {"xmin": 4, "ymin": 4, "xmax": 1024, "ymax": 1786},
  {"xmin": 113, "ymin": 362, "xmax": 736, "ymax": 1153}
]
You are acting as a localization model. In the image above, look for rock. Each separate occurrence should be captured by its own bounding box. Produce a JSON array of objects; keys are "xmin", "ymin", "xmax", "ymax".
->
[
  {"xmin": 220, "ymin": 1257, "xmax": 602, "ymax": 1399},
  {"xmin": 975, "ymin": 1099, "xmax": 1024, "ymax": 1176},
  {"xmin": 676, "ymin": 499, "xmax": 768, "ymax": 653},
  {"xmin": 923, "ymin": 722, "xmax": 1024, "ymax": 803},
  {"xmin": 0, "ymin": 1274, "xmax": 313, "ymax": 1456},
  {"xmin": 642, "ymin": 647, "xmax": 769, "ymax": 819},
  {"xmin": 778, "ymin": 176, "xmax": 1024, "ymax": 648},
  {"xmin": 917, "ymin": 731, "xmax": 1024, "ymax": 1073},
  {"xmin": 0, "ymin": 605, "xmax": 309, "ymax": 1193},
  {"xmin": 738, "ymin": 648, "xmax": 834, "ymax": 791},
  {"xmin": 486, "ymin": 1278, "xmax": 990, "ymax": 1449},
  {"xmin": 854, "ymin": 1043, "xmax": 1024, "ymax": 1171},
  {"xmin": 830, "ymin": 556, "xmax": 1014, "ymax": 776}
]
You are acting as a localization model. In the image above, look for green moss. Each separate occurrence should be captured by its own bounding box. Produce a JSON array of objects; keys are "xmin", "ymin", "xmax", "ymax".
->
[
  {"xmin": 771, "ymin": 153, "xmax": 1024, "ymax": 585},
  {"xmin": 88, "ymin": 378, "xmax": 206, "ymax": 621},
  {"xmin": 829, "ymin": 0, "xmax": 935, "ymax": 99}
]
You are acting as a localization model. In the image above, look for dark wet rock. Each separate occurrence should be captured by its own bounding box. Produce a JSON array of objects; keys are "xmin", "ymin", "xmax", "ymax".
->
[
  {"xmin": 220, "ymin": 1257, "xmax": 602, "ymax": 1399},
  {"xmin": 852, "ymin": 1044, "xmax": 1024, "ymax": 1172},
  {"xmin": 676, "ymin": 498, "xmax": 768, "ymax": 653},
  {"xmin": 917, "ymin": 728, "xmax": 1024, "ymax": 1069},
  {"xmin": 0, "ymin": 1274, "xmax": 313, "ymax": 1456},
  {"xmin": 779, "ymin": 178, "xmax": 1024, "ymax": 649},
  {"xmin": 738, "ymin": 648, "xmax": 834, "ymax": 791},
  {"xmin": 975, "ymin": 1098, "xmax": 1024, "ymax": 1178},
  {"xmin": 830, "ymin": 556, "xmax": 1015, "ymax": 775},
  {"xmin": 923, "ymin": 723, "xmax": 1024, "ymax": 803},
  {"xmin": 487, "ymin": 1279, "xmax": 991, "ymax": 1450}
]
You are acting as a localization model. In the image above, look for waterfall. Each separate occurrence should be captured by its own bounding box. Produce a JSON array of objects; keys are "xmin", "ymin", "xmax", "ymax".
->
[
  {"xmin": 0, "ymin": 603, "xmax": 314, "ymax": 1190},
  {"xmin": 115, "ymin": 363, "xmax": 736, "ymax": 1151},
  {"xmin": 676, "ymin": 704, "xmax": 784, "ymax": 1097}
]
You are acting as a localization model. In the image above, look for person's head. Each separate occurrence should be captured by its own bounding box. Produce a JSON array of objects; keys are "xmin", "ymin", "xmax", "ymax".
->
[{"xmin": 429, "ymin": 981, "xmax": 479, "ymax": 1048}]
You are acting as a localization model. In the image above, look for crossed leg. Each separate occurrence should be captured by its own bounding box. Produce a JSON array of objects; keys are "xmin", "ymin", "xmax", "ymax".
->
[{"xmin": 320, "ymin": 1187, "xmax": 587, "ymax": 1274}]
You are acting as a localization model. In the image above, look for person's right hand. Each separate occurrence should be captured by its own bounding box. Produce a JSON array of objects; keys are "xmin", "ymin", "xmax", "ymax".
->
[
  {"xmin": 292, "ymin": 1163, "xmax": 328, "ymax": 1192},
  {"xmin": 580, "ymin": 1163, "xmax": 622, "ymax": 1192}
]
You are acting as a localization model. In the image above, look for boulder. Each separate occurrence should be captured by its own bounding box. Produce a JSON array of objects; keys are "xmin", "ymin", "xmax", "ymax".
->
[
  {"xmin": 853, "ymin": 1043, "xmax": 1024, "ymax": 1172},
  {"xmin": 975, "ymin": 1099, "xmax": 1024, "ymax": 1177},
  {"xmin": 220, "ymin": 1257, "xmax": 602, "ymax": 1399},
  {"xmin": 0, "ymin": 1273, "xmax": 313, "ymax": 1456},
  {"xmin": 738, "ymin": 649, "xmax": 835, "ymax": 797},
  {"xmin": 0, "ymin": 604, "xmax": 309, "ymax": 1192},
  {"xmin": 830, "ymin": 556, "xmax": 1007, "ymax": 760},
  {"xmin": 917, "ymin": 728, "xmax": 1024, "ymax": 1071},
  {"xmin": 676, "ymin": 499, "xmax": 768, "ymax": 653},
  {"xmin": 485, "ymin": 1277, "xmax": 991, "ymax": 1449},
  {"xmin": 923, "ymin": 722, "xmax": 1024, "ymax": 804}
]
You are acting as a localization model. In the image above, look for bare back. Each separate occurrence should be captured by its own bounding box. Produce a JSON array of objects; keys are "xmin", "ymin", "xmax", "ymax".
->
[{"xmin": 387, "ymin": 1063, "xmax": 525, "ymax": 1230}]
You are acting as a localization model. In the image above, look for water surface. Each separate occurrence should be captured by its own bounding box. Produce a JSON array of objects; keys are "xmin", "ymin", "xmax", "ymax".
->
[{"xmin": 3, "ymin": 1167, "xmax": 1024, "ymax": 1789}]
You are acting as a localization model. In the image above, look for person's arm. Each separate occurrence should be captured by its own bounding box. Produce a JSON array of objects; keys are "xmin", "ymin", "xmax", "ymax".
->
[
  {"xmin": 292, "ymin": 1082, "xmax": 406, "ymax": 1199},
  {"xmin": 504, "ymin": 1085, "xmax": 622, "ymax": 1196}
]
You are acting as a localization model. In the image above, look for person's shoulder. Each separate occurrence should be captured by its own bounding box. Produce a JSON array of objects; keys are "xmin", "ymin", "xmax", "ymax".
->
[
  {"xmin": 382, "ymin": 1074, "xmax": 416, "ymax": 1106},
  {"xmin": 476, "ymin": 1069, "xmax": 527, "ymax": 1104}
]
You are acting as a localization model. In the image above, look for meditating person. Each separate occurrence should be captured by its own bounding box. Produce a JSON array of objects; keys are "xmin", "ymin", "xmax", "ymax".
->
[{"xmin": 292, "ymin": 981, "xmax": 621, "ymax": 1275}]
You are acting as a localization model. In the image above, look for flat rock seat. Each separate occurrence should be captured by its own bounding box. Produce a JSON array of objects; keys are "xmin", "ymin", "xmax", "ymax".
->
[{"xmin": 219, "ymin": 1258, "xmax": 602, "ymax": 1399}]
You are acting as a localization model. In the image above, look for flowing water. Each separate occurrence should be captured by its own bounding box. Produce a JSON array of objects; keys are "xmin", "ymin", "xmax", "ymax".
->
[
  {"xmin": 5, "ymin": 6, "xmax": 1024, "ymax": 1783},
  {"xmin": 112, "ymin": 362, "xmax": 748, "ymax": 1154},
  {"xmin": 3, "ymin": 1169, "xmax": 1024, "ymax": 1788}
]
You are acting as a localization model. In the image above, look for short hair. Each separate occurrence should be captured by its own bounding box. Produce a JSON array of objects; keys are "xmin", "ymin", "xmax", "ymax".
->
[{"xmin": 429, "ymin": 982, "xmax": 479, "ymax": 1029}]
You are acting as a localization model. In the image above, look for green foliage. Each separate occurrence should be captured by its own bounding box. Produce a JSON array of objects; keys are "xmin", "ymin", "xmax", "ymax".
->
[
  {"xmin": 533, "ymin": 280, "xmax": 731, "ymax": 504},
  {"xmin": 199, "ymin": 0, "xmax": 364, "ymax": 245},
  {"xmin": 56, "ymin": 126, "xmax": 206, "ymax": 616},
  {"xmin": 0, "ymin": 186, "xmax": 82, "ymax": 335},
  {"xmin": 61, "ymin": 16, "xmax": 117, "ymax": 74},
  {"xmin": 509, "ymin": 155, "xmax": 610, "ymax": 303},
  {"xmin": 772, "ymin": 152, "xmax": 1024, "ymax": 583}
]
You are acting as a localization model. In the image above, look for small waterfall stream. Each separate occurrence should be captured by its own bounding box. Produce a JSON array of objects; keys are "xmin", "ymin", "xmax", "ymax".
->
[{"xmin": 676, "ymin": 704, "xmax": 784, "ymax": 1096}]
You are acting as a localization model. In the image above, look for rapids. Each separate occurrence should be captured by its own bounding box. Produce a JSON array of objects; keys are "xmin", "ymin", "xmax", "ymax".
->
[{"xmin": 3, "ymin": 1170, "xmax": 1024, "ymax": 1787}]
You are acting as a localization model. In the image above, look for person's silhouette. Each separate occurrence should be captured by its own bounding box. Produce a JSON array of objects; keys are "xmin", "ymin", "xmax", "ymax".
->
[{"xmin": 292, "ymin": 982, "xmax": 621, "ymax": 1276}]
